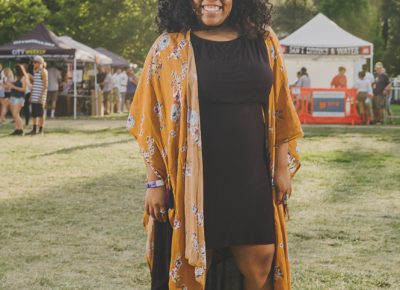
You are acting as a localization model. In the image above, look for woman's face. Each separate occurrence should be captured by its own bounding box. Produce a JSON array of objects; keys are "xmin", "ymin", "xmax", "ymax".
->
[{"xmin": 192, "ymin": 0, "xmax": 233, "ymax": 28}]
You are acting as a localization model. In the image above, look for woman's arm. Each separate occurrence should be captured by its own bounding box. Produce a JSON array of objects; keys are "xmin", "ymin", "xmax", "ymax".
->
[
  {"xmin": 144, "ymin": 160, "xmax": 167, "ymax": 223},
  {"xmin": 10, "ymin": 78, "xmax": 27, "ymax": 93},
  {"xmin": 274, "ymin": 141, "xmax": 291, "ymax": 204}
]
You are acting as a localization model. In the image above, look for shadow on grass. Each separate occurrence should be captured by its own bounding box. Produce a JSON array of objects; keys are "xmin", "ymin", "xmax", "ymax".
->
[
  {"xmin": 35, "ymin": 139, "xmax": 132, "ymax": 157},
  {"xmin": 302, "ymin": 125, "xmax": 400, "ymax": 142},
  {"xmin": 0, "ymin": 171, "xmax": 148, "ymax": 289}
]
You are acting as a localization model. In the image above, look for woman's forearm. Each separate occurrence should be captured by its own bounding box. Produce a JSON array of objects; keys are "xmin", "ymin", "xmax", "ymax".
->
[
  {"xmin": 275, "ymin": 141, "xmax": 289, "ymax": 171},
  {"xmin": 144, "ymin": 159, "xmax": 159, "ymax": 181}
]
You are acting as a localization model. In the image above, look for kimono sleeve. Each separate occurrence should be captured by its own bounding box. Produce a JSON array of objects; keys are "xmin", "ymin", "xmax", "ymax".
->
[
  {"xmin": 272, "ymin": 33, "xmax": 303, "ymax": 146},
  {"xmin": 270, "ymin": 30, "xmax": 304, "ymax": 177},
  {"xmin": 127, "ymin": 49, "xmax": 167, "ymax": 180}
]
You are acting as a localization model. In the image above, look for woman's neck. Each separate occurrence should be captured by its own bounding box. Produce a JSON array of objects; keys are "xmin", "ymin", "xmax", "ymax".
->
[{"xmin": 192, "ymin": 26, "xmax": 239, "ymax": 41}]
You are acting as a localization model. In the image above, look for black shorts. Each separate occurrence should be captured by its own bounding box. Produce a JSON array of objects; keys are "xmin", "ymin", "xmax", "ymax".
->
[
  {"xmin": 4, "ymin": 92, "xmax": 11, "ymax": 98},
  {"xmin": 32, "ymin": 103, "xmax": 44, "ymax": 118}
]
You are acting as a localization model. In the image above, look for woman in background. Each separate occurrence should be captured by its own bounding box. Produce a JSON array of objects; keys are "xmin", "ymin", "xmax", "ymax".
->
[
  {"xmin": 9, "ymin": 64, "xmax": 28, "ymax": 135},
  {"xmin": 0, "ymin": 67, "xmax": 14, "ymax": 123}
]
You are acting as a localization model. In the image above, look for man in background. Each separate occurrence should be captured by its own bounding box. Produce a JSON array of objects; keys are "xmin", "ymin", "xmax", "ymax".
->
[
  {"xmin": 46, "ymin": 63, "xmax": 62, "ymax": 118},
  {"xmin": 362, "ymin": 64, "xmax": 375, "ymax": 85},
  {"xmin": 373, "ymin": 62, "xmax": 391, "ymax": 124},
  {"xmin": 331, "ymin": 66, "xmax": 347, "ymax": 88}
]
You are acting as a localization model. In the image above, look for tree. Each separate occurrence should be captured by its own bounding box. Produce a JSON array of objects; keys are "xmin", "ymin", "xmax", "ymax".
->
[
  {"xmin": 380, "ymin": 0, "xmax": 400, "ymax": 75},
  {"xmin": 273, "ymin": 0, "xmax": 316, "ymax": 36},
  {"xmin": 0, "ymin": 0, "xmax": 48, "ymax": 44}
]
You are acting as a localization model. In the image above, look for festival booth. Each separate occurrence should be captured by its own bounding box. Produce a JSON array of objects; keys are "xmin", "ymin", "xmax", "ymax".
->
[
  {"xmin": 59, "ymin": 36, "xmax": 112, "ymax": 117},
  {"xmin": 0, "ymin": 24, "xmax": 114, "ymax": 118},
  {"xmin": 0, "ymin": 24, "xmax": 86, "ymax": 116},
  {"xmin": 280, "ymin": 13, "xmax": 374, "ymax": 124},
  {"xmin": 95, "ymin": 47, "xmax": 130, "ymax": 69}
]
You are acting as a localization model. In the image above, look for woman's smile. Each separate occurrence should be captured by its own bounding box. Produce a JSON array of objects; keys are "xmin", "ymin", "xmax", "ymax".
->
[
  {"xmin": 193, "ymin": 0, "xmax": 232, "ymax": 27},
  {"xmin": 201, "ymin": 3, "xmax": 223, "ymax": 16}
]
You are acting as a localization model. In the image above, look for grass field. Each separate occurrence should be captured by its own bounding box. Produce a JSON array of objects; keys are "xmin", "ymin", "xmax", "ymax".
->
[{"xmin": 0, "ymin": 114, "xmax": 399, "ymax": 289}]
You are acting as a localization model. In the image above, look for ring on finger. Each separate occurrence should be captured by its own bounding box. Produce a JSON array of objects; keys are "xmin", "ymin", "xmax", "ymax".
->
[{"xmin": 283, "ymin": 192, "xmax": 289, "ymax": 205}]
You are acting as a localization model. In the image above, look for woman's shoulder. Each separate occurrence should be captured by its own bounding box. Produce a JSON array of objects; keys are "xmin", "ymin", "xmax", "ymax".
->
[{"xmin": 150, "ymin": 32, "xmax": 188, "ymax": 55}]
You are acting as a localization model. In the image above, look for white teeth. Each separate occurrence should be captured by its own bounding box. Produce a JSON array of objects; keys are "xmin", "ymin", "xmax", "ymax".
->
[{"xmin": 202, "ymin": 5, "xmax": 221, "ymax": 12}]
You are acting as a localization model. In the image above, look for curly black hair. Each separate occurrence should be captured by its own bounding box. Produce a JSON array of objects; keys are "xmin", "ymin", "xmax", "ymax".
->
[{"xmin": 156, "ymin": 0, "xmax": 273, "ymax": 39}]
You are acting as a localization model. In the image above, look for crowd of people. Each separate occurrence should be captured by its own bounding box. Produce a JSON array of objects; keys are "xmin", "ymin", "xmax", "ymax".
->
[
  {"xmin": 96, "ymin": 66, "xmax": 138, "ymax": 115},
  {"xmin": 292, "ymin": 62, "xmax": 393, "ymax": 125},
  {"xmin": 0, "ymin": 56, "xmax": 49, "ymax": 135},
  {"xmin": 0, "ymin": 56, "xmax": 139, "ymax": 136}
]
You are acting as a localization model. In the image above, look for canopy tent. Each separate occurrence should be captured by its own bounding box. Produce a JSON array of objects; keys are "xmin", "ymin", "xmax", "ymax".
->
[
  {"xmin": 0, "ymin": 24, "xmax": 75, "ymax": 59},
  {"xmin": 58, "ymin": 37, "xmax": 112, "ymax": 117},
  {"xmin": 280, "ymin": 13, "xmax": 374, "ymax": 87},
  {"xmin": 95, "ymin": 47, "xmax": 130, "ymax": 68},
  {"xmin": 60, "ymin": 37, "xmax": 112, "ymax": 65}
]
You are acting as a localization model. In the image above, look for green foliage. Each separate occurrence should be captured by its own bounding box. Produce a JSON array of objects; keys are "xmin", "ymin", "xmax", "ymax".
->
[
  {"xmin": 273, "ymin": 0, "xmax": 316, "ymax": 36},
  {"xmin": 0, "ymin": 0, "xmax": 48, "ymax": 42},
  {"xmin": 0, "ymin": 0, "xmax": 158, "ymax": 66}
]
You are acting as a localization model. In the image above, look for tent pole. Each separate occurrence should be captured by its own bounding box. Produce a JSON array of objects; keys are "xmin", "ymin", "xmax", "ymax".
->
[
  {"xmin": 94, "ymin": 62, "xmax": 98, "ymax": 116},
  {"xmin": 73, "ymin": 57, "xmax": 77, "ymax": 119},
  {"xmin": 370, "ymin": 46, "xmax": 374, "ymax": 73}
]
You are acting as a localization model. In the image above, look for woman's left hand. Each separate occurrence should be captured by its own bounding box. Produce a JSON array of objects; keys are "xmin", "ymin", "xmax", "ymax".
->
[
  {"xmin": 274, "ymin": 166, "xmax": 291, "ymax": 205},
  {"xmin": 274, "ymin": 141, "xmax": 291, "ymax": 205}
]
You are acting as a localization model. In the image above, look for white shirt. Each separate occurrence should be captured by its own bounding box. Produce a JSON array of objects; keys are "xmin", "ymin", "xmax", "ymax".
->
[
  {"xmin": 113, "ymin": 72, "xmax": 128, "ymax": 93},
  {"xmin": 0, "ymin": 70, "xmax": 5, "ymax": 93},
  {"xmin": 354, "ymin": 79, "xmax": 373, "ymax": 95},
  {"xmin": 47, "ymin": 67, "xmax": 62, "ymax": 91},
  {"xmin": 298, "ymin": 75, "xmax": 311, "ymax": 88},
  {"xmin": 365, "ymin": 72, "xmax": 374, "ymax": 85}
]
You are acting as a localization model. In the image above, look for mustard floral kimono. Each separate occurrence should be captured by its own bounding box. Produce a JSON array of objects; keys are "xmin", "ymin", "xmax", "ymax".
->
[{"xmin": 128, "ymin": 28, "xmax": 303, "ymax": 290}]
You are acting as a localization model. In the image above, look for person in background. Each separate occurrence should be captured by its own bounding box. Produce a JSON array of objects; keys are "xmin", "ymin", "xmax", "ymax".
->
[
  {"xmin": 46, "ymin": 63, "xmax": 62, "ymax": 118},
  {"xmin": 291, "ymin": 71, "xmax": 301, "ymax": 87},
  {"xmin": 362, "ymin": 64, "xmax": 375, "ymax": 85},
  {"xmin": 125, "ymin": 68, "xmax": 138, "ymax": 111},
  {"xmin": 1, "ymin": 67, "xmax": 14, "ymax": 123},
  {"xmin": 297, "ymin": 67, "xmax": 311, "ymax": 87},
  {"xmin": 116, "ymin": 68, "xmax": 128, "ymax": 112},
  {"xmin": 8, "ymin": 64, "xmax": 28, "ymax": 135},
  {"xmin": 111, "ymin": 69, "xmax": 121, "ymax": 113},
  {"xmin": 354, "ymin": 71, "xmax": 373, "ymax": 125},
  {"xmin": 28, "ymin": 56, "xmax": 48, "ymax": 135},
  {"xmin": 0, "ymin": 64, "xmax": 7, "ymax": 123},
  {"xmin": 373, "ymin": 62, "xmax": 391, "ymax": 124},
  {"xmin": 22, "ymin": 63, "xmax": 33, "ymax": 127},
  {"xmin": 102, "ymin": 66, "xmax": 113, "ymax": 115},
  {"xmin": 331, "ymin": 66, "xmax": 347, "ymax": 88}
]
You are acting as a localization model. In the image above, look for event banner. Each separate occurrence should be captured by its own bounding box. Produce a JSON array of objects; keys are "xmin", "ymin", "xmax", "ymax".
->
[
  {"xmin": 0, "ymin": 48, "xmax": 75, "ymax": 59},
  {"xmin": 282, "ymin": 45, "xmax": 371, "ymax": 56}
]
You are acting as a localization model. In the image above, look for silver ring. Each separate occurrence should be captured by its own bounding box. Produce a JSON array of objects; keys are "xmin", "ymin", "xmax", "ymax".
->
[
  {"xmin": 160, "ymin": 209, "xmax": 166, "ymax": 215},
  {"xmin": 283, "ymin": 193, "xmax": 289, "ymax": 205}
]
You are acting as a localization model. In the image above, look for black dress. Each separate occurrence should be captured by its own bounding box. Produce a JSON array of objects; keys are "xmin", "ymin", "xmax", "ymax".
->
[
  {"xmin": 150, "ymin": 32, "xmax": 275, "ymax": 290},
  {"xmin": 191, "ymin": 31, "xmax": 275, "ymax": 249}
]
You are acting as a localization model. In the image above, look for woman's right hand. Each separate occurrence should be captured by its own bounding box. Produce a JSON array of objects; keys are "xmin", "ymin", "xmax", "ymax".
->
[{"xmin": 145, "ymin": 186, "xmax": 167, "ymax": 222}]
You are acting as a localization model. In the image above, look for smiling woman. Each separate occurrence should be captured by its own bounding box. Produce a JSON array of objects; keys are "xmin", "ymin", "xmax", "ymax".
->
[{"xmin": 128, "ymin": 1, "xmax": 303, "ymax": 290}]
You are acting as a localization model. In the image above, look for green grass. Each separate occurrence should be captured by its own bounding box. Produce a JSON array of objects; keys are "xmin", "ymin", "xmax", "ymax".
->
[{"xmin": 0, "ymin": 120, "xmax": 399, "ymax": 289}]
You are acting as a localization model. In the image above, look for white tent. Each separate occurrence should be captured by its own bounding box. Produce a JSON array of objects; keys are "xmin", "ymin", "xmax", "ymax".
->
[
  {"xmin": 58, "ymin": 36, "xmax": 112, "ymax": 118},
  {"xmin": 280, "ymin": 13, "xmax": 374, "ymax": 88},
  {"xmin": 59, "ymin": 36, "xmax": 112, "ymax": 65}
]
